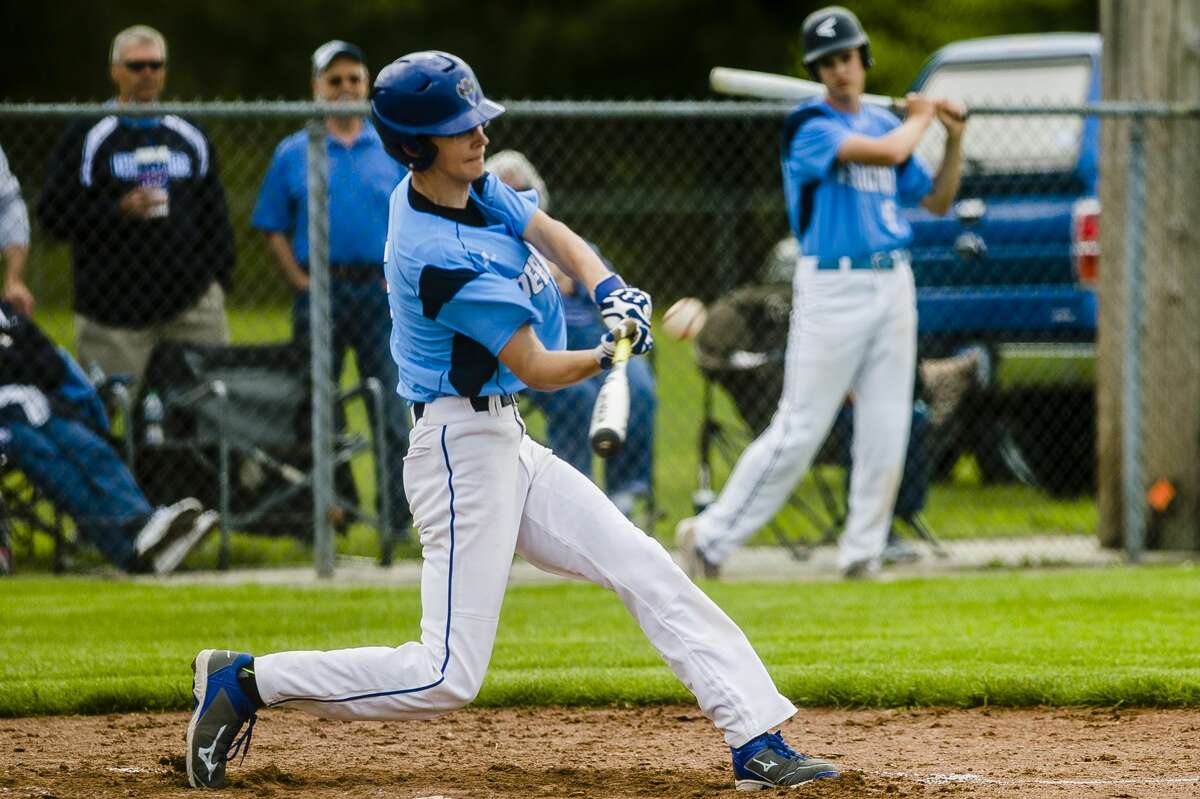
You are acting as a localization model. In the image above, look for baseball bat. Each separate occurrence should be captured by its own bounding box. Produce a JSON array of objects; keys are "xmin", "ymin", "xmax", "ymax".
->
[
  {"xmin": 709, "ymin": 66, "xmax": 967, "ymax": 120},
  {"xmin": 710, "ymin": 66, "xmax": 895, "ymax": 108},
  {"xmin": 589, "ymin": 336, "xmax": 634, "ymax": 458}
]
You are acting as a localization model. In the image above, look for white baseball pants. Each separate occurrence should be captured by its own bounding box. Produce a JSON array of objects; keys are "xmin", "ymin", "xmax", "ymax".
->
[
  {"xmin": 256, "ymin": 396, "xmax": 795, "ymax": 747},
  {"xmin": 693, "ymin": 255, "xmax": 917, "ymax": 571}
]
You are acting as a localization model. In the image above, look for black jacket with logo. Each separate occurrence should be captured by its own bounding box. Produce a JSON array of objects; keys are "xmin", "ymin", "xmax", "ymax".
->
[{"xmin": 38, "ymin": 113, "xmax": 235, "ymax": 327}]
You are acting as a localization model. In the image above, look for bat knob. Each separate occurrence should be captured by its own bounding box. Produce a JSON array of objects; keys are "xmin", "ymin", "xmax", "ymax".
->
[{"xmin": 591, "ymin": 429, "xmax": 624, "ymax": 458}]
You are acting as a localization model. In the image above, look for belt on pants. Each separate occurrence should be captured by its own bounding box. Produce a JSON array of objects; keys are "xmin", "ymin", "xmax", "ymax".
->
[
  {"xmin": 813, "ymin": 248, "xmax": 908, "ymax": 271},
  {"xmin": 328, "ymin": 264, "xmax": 384, "ymax": 283},
  {"xmin": 412, "ymin": 393, "xmax": 517, "ymax": 422}
]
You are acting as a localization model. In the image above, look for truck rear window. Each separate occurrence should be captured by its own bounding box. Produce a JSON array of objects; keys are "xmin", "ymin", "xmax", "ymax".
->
[{"xmin": 915, "ymin": 57, "xmax": 1092, "ymax": 176}]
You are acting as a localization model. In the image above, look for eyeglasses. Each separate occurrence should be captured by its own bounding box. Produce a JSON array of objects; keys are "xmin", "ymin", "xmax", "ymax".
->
[
  {"xmin": 324, "ymin": 73, "xmax": 363, "ymax": 88},
  {"xmin": 124, "ymin": 60, "xmax": 165, "ymax": 72}
]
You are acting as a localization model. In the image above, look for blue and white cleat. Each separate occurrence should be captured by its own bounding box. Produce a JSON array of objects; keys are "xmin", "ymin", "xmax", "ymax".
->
[
  {"xmin": 731, "ymin": 731, "xmax": 839, "ymax": 790},
  {"xmin": 185, "ymin": 649, "xmax": 258, "ymax": 789}
]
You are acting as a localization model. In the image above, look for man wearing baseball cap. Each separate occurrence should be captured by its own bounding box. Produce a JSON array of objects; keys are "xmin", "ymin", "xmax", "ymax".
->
[{"xmin": 252, "ymin": 40, "xmax": 412, "ymax": 544}]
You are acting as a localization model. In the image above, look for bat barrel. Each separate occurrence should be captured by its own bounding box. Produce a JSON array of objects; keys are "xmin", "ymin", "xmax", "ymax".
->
[{"xmin": 709, "ymin": 66, "xmax": 898, "ymax": 110}]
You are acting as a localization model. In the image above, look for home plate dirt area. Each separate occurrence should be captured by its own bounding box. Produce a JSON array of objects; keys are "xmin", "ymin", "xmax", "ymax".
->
[{"xmin": 2, "ymin": 705, "xmax": 1198, "ymax": 798}]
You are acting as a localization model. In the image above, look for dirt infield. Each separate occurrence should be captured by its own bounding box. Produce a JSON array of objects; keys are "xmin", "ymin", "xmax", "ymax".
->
[{"xmin": 2, "ymin": 705, "xmax": 1198, "ymax": 798}]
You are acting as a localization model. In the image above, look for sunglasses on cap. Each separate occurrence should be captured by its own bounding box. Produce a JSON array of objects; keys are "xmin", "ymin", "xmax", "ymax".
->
[{"xmin": 124, "ymin": 60, "xmax": 165, "ymax": 72}]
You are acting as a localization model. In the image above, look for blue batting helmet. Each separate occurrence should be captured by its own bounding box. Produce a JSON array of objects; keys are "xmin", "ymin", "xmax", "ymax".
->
[{"xmin": 370, "ymin": 51, "xmax": 505, "ymax": 171}]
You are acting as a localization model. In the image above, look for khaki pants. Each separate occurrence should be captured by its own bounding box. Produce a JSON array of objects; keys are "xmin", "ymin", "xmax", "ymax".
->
[{"xmin": 76, "ymin": 281, "xmax": 230, "ymax": 384}]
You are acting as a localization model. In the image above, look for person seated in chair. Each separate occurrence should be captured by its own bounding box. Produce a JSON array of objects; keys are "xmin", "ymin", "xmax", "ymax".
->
[
  {"xmin": 485, "ymin": 150, "xmax": 658, "ymax": 517},
  {"xmin": 0, "ymin": 301, "xmax": 218, "ymax": 574}
]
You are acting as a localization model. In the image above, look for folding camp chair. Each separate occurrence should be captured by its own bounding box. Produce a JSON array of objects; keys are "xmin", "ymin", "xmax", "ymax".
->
[
  {"xmin": 0, "ymin": 455, "xmax": 70, "ymax": 573},
  {"xmin": 692, "ymin": 284, "xmax": 946, "ymax": 561},
  {"xmin": 131, "ymin": 340, "xmax": 395, "ymax": 568}
]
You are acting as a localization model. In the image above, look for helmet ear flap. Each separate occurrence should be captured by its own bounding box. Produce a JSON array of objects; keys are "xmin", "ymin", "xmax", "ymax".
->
[{"xmin": 384, "ymin": 134, "xmax": 437, "ymax": 172}]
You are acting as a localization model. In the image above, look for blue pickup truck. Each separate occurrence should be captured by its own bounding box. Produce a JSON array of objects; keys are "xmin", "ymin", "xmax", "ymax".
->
[{"xmin": 903, "ymin": 33, "xmax": 1101, "ymax": 495}]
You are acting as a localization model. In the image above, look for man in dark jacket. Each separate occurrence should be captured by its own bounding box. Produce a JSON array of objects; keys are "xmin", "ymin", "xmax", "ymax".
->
[
  {"xmin": 0, "ymin": 300, "xmax": 218, "ymax": 574},
  {"xmin": 37, "ymin": 25, "xmax": 235, "ymax": 384}
]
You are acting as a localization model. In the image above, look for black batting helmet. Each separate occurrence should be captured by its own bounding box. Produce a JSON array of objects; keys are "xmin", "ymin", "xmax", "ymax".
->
[{"xmin": 801, "ymin": 6, "xmax": 873, "ymax": 78}]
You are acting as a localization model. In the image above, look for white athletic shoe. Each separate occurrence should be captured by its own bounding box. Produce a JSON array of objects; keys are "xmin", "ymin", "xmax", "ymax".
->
[
  {"xmin": 152, "ymin": 510, "xmax": 219, "ymax": 575},
  {"xmin": 675, "ymin": 517, "xmax": 719, "ymax": 580},
  {"xmin": 134, "ymin": 498, "xmax": 202, "ymax": 563}
]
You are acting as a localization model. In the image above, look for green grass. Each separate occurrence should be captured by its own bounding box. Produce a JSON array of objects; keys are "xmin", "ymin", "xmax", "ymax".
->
[
  {"xmin": 15, "ymin": 306, "xmax": 1098, "ymax": 571},
  {"xmin": 2, "ymin": 566, "xmax": 1197, "ymax": 716}
]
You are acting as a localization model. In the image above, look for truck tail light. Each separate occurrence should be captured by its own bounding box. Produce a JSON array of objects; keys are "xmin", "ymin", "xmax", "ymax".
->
[{"xmin": 1072, "ymin": 198, "xmax": 1100, "ymax": 287}]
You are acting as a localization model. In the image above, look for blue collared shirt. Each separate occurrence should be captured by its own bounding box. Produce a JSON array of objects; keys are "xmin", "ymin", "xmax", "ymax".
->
[{"xmin": 251, "ymin": 121, "xmax": 406, "ymax": 267}]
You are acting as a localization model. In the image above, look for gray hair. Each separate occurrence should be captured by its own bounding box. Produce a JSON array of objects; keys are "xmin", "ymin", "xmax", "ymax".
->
[
  {"xmin": 110, "ymin": 25, "xmax": 167, "ymax": 64},
  {"xmin": 484, "ymin": 150, "xmax": 549, "ymax": 212}
]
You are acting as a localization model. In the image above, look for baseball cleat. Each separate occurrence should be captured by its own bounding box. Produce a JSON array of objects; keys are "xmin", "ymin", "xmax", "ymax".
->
[
  {"xmin": 675, "ymin": 517, "xmax": 720, "ymax": 580},
  {"xmin": 186, "ymin": 649, "xmax": 257, "ymax": 789},
  {"xmin": 730, "ymin": 731, "xmax": 839, "ymax": 790}
]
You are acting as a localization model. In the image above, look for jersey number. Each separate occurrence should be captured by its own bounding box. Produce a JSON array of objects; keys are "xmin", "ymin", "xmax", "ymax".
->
[{"xmin": 881, "ymin": 199, "xmax": 905, "ymax": 237}]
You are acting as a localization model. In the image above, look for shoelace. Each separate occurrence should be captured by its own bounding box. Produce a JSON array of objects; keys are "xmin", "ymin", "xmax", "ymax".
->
[
  {"xmin": 226, "ymin": 713, "xmax": 257, "ymax": 764},
  {"xmin": 761, "ymin": 731, "xmax": 804, "ymax": 761}
]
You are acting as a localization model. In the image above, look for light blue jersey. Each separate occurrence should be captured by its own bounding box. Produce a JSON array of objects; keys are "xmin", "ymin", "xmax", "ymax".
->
[
  {"xmin": 384, "ymin": 172, "xmax": 566, "ymax": 403},
  {"xmin": 781, "ymin": 99, "xmax": 933, "ymax": 259}
]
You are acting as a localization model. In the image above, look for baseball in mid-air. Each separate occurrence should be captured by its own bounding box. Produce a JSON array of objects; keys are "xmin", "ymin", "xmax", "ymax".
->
[{"xmin": 662, "ymin": 297, "xmax": 707, "ymax": 340}]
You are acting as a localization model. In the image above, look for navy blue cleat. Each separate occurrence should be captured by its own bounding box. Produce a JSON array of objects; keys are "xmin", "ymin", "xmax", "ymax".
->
[
  {"xmin": 731, "ymin": 731, "xmax": 840, "ymax": 791},
  {"xmin": 186, "ymin": 649, "xmax": 258, "ymax": 789}
]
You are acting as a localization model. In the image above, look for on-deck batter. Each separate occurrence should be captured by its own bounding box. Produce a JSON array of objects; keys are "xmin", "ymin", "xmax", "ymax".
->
[
  {"xmin": 184, "ymin": 51, "xmax": 839, "ymax": 792},
  {"xmin": 677, "ymin": 6, "xmax": 966, "ymax": 580}
]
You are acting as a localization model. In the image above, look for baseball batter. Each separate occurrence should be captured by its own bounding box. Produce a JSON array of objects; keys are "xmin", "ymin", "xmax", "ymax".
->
[
  {"xmin": 185, "ymin": 51, "xmax": 839, "ymax": 791},
  {"xmin": 678, "ymin": 6, "xmax": 965, "ymax": 580}
]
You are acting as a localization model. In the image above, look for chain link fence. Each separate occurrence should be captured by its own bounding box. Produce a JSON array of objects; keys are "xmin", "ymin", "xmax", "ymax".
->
[{"xmin": 0, "ymin": 99, "xmax": 1194, "ymax": 576}]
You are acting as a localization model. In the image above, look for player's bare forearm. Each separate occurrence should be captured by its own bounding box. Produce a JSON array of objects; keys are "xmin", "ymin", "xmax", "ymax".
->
[
  {"xmin": 264, "ymin": 231, "xmax": 310, "ymax": 291},
  {"xmin": 499, "ymin": 324, "xmax": 602, "ymax": 391},
  {"xmin": 921, "ymin": 133, "xmax": 964, "ymax": 216},
  {"xmin": 837, "ymin": 112, "xmax": 934, "ymax": 167},
  {"xmin": 522, "ymin": 211, "xmax": 610, "ymax": 296}
]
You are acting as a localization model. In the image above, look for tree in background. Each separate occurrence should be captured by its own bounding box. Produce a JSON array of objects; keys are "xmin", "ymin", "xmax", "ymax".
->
[{"xmin": 4, "ymin": 0, "xmax": 1095, "ymax": 101}]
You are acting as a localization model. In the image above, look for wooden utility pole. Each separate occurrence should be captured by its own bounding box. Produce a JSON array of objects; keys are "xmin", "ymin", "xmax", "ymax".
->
[{"xmin": 1098, "ymin": 0, "xmax": 1200, "ymax": 550}]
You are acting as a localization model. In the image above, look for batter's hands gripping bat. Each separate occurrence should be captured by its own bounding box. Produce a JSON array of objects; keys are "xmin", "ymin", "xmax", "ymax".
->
[
  {"xmin": 589, "ymin": 325, "xmax": 635, "ymax": 458},
  {"xmin": 709, "ymin": 66, "xmax": 968, "ymax": 121}
]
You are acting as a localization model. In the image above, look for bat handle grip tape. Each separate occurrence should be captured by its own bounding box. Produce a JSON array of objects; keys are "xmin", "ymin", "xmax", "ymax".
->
[{"xmin": 613, "ymin": 337, "xmax": 633, "ymax": 364}]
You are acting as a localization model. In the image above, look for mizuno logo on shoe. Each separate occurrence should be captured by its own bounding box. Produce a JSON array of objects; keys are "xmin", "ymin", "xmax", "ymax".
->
[
  {"xmin": 198, "ymin": 723, "xmax": 227, "ymax": 777},
  {"xmin": 750, "ymin": 756, "xmax": 779, "ymax": 772}
]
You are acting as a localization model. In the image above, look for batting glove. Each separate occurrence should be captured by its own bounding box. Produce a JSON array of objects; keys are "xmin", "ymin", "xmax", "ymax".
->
[
  {"xmin": 594, "ymin": 275, "xmax": 653, "ymax": 331},
  {"xmin": 593, "ymin": 318, "xmax": 653, "ymax": 369}
]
